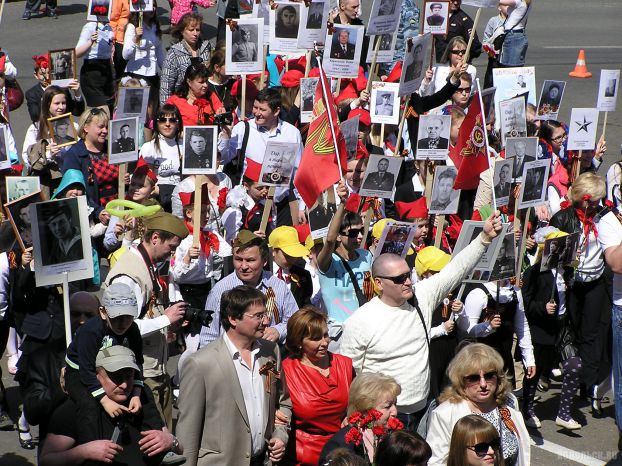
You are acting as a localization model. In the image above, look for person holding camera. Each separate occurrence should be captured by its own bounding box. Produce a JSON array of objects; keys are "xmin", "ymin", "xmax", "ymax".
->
[{"xmin": 104, "ymin": 211, "xmax": 189, "ymax": 431}]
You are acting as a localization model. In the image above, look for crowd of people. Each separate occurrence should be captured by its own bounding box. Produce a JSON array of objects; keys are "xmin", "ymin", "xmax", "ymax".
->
[{"xmin": 0, "ymin": 0, "xmax": 619, "ymax": 465}]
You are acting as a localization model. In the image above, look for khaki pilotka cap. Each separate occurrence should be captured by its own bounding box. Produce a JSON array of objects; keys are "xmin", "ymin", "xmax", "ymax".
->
[
  {"xmin": 143, "ymin": 211, "xmax": 189, "ymax": 239},
  {"xmin": 233, "ymin": 230, "xmax": 262, "ymax": 248}
]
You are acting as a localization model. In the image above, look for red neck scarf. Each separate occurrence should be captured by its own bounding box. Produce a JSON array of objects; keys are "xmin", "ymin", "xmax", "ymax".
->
[
  {"xmin": 184, "ymin": 221, "xmax": 220, "ymax": 258},
  {"xmin": 575, "ymin": 207, "xmax": 597, "ymax": 254}
]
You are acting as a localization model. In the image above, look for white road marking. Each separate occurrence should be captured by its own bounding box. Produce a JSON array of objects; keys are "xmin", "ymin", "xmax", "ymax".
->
[
  {"xmin": 542, "ymin": 46, "xmax": 622, "ymax": 49},
  {"xmin": 530, "ymin": 435, "xmax": 609, "ymax": 466}
]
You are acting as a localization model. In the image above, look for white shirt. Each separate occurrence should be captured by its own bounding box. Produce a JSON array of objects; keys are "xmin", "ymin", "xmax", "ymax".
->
[
  {"xmin": 77, "ymin": 22, "xmax": 114, "ymax": 61},
  {"xmin": 223, "ymin": 332, "xmax": 266, "ymax": 455},
  {"xmin": 418, "ymin": 64, "xmax": 477, "ymax": 97},
  {"xmin": 122, "ymin": 23, "xmax": 164, "ymax": 77},
  {"xmin": 597, "ymin": 211, "xmax": 622, "ymax": 305},
  {"xmin": 504, "ymin": 0, "xmax": 530, "ymax": 31},
  {"xmin": 140, "ymin": 136, "xmax": 182, "ymax": 186}
]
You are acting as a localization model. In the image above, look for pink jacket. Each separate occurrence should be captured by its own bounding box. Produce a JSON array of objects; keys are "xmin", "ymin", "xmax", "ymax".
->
[{"xmin": 170, "ymin": 0, "xmax": 212, "ymax": 25}]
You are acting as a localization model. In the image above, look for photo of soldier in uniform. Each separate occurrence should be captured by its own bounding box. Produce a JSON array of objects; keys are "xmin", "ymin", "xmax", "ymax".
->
[
  {"xmin": 108, "ymin": 117, "xmax": 139, "ymax": 164},
  {"xmin": 47, "ymin": 113, "xmax": 79, "ymax": 148},
  {"xmin": 540, "ymin": 233, "xmax": 579, "ymax": 273},
  {"xmin": 49, "ymin": 49, "xmax": 76, "ymax": 83},
  {"xmin": 306, "ymin": 1, "xmax": 324, "ymax": 29},
  {"xmin": 374, "ymin": 92, "xmax": 394, "ymax": 116},
  {"xmin": 536, "ymin": 80, "xmax": 566, "ymax": 120},
  {"xmin": 36, "ymin": 198, "xmax": 84, "ymax": 266},
  {"xmin": 232, "ymin": 26, "xmax": 258, "ymax": 62},
  {"xmin": 6, "ymin": 177, "xmax": 40, "ymax": 203},
  {"xmin": 375, "ymin": 222, "xmax": 417, "ymax": 259},
  {"xmin": 429, "ymin": 165, "xmax": 460, "ymax": 214},
  {"xmin": 124, "ymin": 88, "xmax": 144, "ymax": 114},
  {"xmin": 308, "ymin": 192, "xmax": 337, "ymax": 240},
  {"xmin": 183, "ymin": 126, "xmax": 217, "ymax": 174},
  {"xmin": 361, "ymin": 158, "xmax": 395, "ymax": 191},
  {"xmin": 518, "ymin": 159, "xmax": 550, "ymax": 209},
  {"xmin": 4, "ymin": 191, "xmax": 43, "ymax": 251},
  {"xmin": 423, "ymin": 1, "xmax": 449, "ymax": 34},
  {"xmin": 493, "ymin": 161, "xmax": 513, "ymax": 208},
  {"xmin": 417, "ymin": 114, "xmax": 450, "ymax": 152},
  {"xmin": 490, "ymin": 230, "xmax": 516, "ymax": 280},
  {"xmin": 274, "ymin": 3, "xmax": 299, "ymax": 39},
  {"xmin": 359, "ymin": 154, "xmax": 402, "ymax": 199},
  {"xmin": 116, "ymin": 87, "xmax": 150, "ymax": 120}
]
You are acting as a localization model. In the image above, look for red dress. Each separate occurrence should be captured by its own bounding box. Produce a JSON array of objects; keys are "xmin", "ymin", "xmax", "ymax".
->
[{"xmin": 282, "ymin": 353, "xmax": 353, "ymax": 466}]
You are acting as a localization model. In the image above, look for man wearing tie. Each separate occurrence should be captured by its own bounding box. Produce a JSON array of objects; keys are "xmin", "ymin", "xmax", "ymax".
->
[
  {"xmin": 330, "ymin": 29, "xmax": 356, "ymax": 60},
  {"xmin": 494, "ymin": 162, "xmax": 512, "ymax": 199},
  {"xmin": 362, "ymin": 157, "xmax": 395, "ymax": 192},
  {"xmin": 511, "ymin": 140, "xmax": 535, "ymax": 180}
]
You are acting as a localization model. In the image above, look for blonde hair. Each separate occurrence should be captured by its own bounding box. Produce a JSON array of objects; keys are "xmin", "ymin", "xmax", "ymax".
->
[
  {"xmin": 447, "ymin": 415, "xmax": 504, "ymax": 466},
  {"xmin": 347, "ymin": 373, "xmax": 401, "ymax": 415},
  {"xmin": 78, "ymin": 108, "xmax": 110, "ymax": 139},
  {"xmin": 568, "ymin": 172, "xmax": 606, "ymax": 205},
  {"xmin": 439, "ymin": 343, "xmax": 511, "ymax": 406}
]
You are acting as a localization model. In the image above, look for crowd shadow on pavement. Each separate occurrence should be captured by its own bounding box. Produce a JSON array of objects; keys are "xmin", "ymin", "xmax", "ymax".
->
[
  {"xmin": 57, "ymin": 3, "xmax": 88, "ymax": 15},
  {"xmin": 0, "ymin": 453, "xmax": 35, "ymax": 466}
]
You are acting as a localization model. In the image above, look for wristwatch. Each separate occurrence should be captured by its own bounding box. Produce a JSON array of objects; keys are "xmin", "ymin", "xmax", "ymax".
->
[{"xmin": 171, "ymin": 435, "xmax": 180, "ymax": 452}]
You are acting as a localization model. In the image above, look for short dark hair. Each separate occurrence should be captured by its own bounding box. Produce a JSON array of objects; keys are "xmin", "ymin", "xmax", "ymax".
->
[
  {"xmin": 375, "ymin": 431, "xmax": 432, "ymax": 466},
  {"xmin": 176, "ymin": 63, "xmax": 210, "ymax": 98},
  {"xmin": 285, "ymin": 305, "xmax": 327, "ymax": 358},
  {"xmin": 236, "ymin": 237, "xmax": 270, "ymax": 262},
  {"xmin": 438, "ymin": 169, "xmax": 457, "ymax": 182},
  {"xmin": 220, "ymin": 285, "xmax": 267, "ymax": 331},
  {"xmin": 340, "ymin": 211, "xmax": 362, "ymax": 232},
  {"xmin": 255, "ymin": 87, "xmax": 281, "ymax": 112},
  {"xmin": 143, "ymin": 229, "xmax": 176, "ymax": 243},
  {"xmin": 188, "ymin": 129, "xmax": 207, "ymax": 141},
  {"xmin": 120, "ymin": 124, "xmax": 130, "ymax": 131},
  {"xmin": 44, "ymin": 202, "xmax": 72, "ymax": 222}
]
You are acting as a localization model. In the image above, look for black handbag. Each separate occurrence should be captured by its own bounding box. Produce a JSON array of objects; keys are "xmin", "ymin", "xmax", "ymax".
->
[{"xmin": 555, "ymin": 314, "xmax": 578, "ymax": 361}]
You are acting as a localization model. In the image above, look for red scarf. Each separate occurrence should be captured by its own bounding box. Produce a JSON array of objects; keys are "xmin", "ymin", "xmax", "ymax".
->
[
  {"xmin": 575, "ymin": 207, "xmax": 597, "ymax": 254},
  {"xmin": 184, "ymin": 221, "xmax": 220, "ymax": 258}
]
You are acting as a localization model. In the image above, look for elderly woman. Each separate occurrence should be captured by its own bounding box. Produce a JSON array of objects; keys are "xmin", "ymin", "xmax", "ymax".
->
[
  {"xmin": 447, "ymin": 415, "xmax": 504, "ymax": 466},
  {"xmin": 319, "ymin": 373, "xmax": 403, "ymax": 464},
  {"xmin": 426, "ymin": 343, "xmax": 530, "ymax": 466},
  {"xmin": 281, "ymin": 306, "xmax": 354, "ymax": 465},
  {"xmin": 549, "ymin": 172, "xmax": 612, "ymax": 415}
]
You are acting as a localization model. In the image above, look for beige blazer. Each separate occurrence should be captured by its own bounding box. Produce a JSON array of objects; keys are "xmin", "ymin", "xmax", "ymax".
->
[{"xmin": 176, "ymin": 336, "xmax": 292, "ymax": 466}]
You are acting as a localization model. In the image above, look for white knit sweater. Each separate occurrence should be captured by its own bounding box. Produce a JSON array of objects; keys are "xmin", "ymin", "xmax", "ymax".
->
[{"xmin": 340, "ymin": 234, "xmax": 489, "ymax": 413}]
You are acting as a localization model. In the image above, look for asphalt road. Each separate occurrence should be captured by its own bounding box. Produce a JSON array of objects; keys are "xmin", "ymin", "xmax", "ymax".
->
[{"xmin": 0, "ymin": 0, "xmax": 621, "ymax": 465}]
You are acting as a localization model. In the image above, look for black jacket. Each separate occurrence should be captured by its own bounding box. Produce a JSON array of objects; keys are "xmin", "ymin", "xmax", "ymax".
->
[{"xmin": 288, "ymin": 264, "xmax": 313, "ymax": 309}]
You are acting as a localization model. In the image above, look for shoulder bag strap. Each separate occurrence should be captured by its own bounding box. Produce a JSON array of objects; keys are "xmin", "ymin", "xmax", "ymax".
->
[
  {"xmin": 236, "ymin": 120, "xmax": 250, "ymax": 179},
  {"xmin": 410, "ymin": 292, "xmax": 430, "ymax": 348},
  {"xmin": 334, "ymin": 251, "xmax": 367, "ymax": 307}
]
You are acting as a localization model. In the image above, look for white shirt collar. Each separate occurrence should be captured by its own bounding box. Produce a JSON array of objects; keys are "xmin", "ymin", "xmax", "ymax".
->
[{"xmin": 223, "ymin": 331, "xmax": 261, "ymax": 361}]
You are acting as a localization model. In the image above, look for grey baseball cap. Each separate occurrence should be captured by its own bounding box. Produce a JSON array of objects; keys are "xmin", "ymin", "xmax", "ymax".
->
[
  {"xmin": 102, "ymin": 282, "xmax": 139, "ymax": 319},
  {"xmin": 95, "ymin": 345, "xmax": 140, "ymax": 373}
]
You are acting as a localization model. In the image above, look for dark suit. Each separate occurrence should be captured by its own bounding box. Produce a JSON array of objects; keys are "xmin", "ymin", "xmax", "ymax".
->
[
  {"xmin": 330, "ymin": 42, "xmax": 356, "ymax": 60},
  {"xmin": 417, "ymin": 137, "xmax": 449, "ymax": 150},
  {"xmin": 112, "ymin": 137, "xmax": 135, "ymax": 154},
  {"xmin": 511, "ymin": 154, "xmax": 535, "ymax": 179},
  {"xmin": 427, "ymin": 14, "xmax": 444, "ymax": 26},
  {"xmin": 307, "ymin": 12, "xmax": 322, "ymax": 29},
  {"xmin": 362, "ymin": 171, "xmax": 395, "ymax": 192},
  {"xmin": 494, "ymin": 182, "xmax": 510, "ymax": 198}
]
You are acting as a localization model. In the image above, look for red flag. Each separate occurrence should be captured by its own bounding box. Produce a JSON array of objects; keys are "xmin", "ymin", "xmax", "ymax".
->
[
  {"xmin": 453, "ymin": 93, "xmax": 489, "ymax": 190},
  {"xmin": 294, "ymin": 65, "xmax": 347, "ymax": 208}
]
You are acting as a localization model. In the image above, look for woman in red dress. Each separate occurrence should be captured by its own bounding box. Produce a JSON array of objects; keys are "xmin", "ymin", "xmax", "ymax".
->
[{"xmin": 282, "ymin": 305, "xmax": 355, "ymax": 465}]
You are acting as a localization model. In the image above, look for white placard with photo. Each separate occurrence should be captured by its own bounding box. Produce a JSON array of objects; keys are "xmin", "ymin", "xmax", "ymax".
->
[
  {"xmin": 492, "ymin": 66, "xmax": 536, "ymax": 129},
  {"xmin": 540, "ymin": 232, "xmax": 580, "ymax": 272},
  {"xmin": 416, "ymin": 114, "xmax": 451, "ymax": 160},
  {"xmin": 270, "ymin": 2, "xmax": 303, "ymax": 55},
  {"xmin": 308, "ymin": 190, "xmax": 337, "ymax": 240},
  {"xmin": 422, "ymin": 1, "xmax": 449, "ymax": 35},
  {"xmin": 506, "ymin": 136, "xmax": 538, "ymax": 181},
  {"xmin": 490, "ymin": 225, "xmax": 516, "ymax": 280},
  {"xmin": 49, "ymin": 49, "xmax": 77, "ymax": 87},
  {"xmin": 31, "ymin": 196, "xmax": 94, "ymax": 286},
  {"xmin": 365, "ymin": 33, "xmax": 397, "ymax": 64},
  {"xmin": 253, "ymin": 0, "xmax": 271, "ymax": 42},
  {"xmin": 4, "ymin": 191, "xmax": 44, "ymax": 251},
  {"xmin": 226, "ymin": 18, "xmax": 265, "ymax": 75},
  {"xmin": 567, "ymin": 108, "xmax": 599, "ymax": 151},
  {"xmin": 596, "ymin": 69, "xmax": 620, "ymax": 112},
  {"xmin": 367, "ymin": 0, "xmax": 401, "ymax": 36},
  {"xmin": 499, "ymin": 96, "xmax": 527, "ymax": 146},
  {"xmin": 518, "ymin": 159, "xmax": 550, "ymax": 209},
  {"xmin": 398, "ymin": 34, "xmax": 431, "ymax": 97},
  {"xmin": 300, "ymin": 78, "xmax": 319, "ymax": 123},
  {"xmin": 429, "ymin": 165, "xmax": 460, "ymax": 214},
  {"xmin": 6, "ymin": 177, "xmax": 40, "ymax": 203},
  {"xmin": 258, "ymin": 142, "xmax": 298, "ymax": 186},
  {"xmin": 481, "ymin": 86, "xmax": 496, "ymax": 125},
  {"xmin": 359, "ymin": 154, "xmax": 402, "ymax": 199},
  {"xmin": 492, "ymin": 160, "xmax": 513, "ymax": 209},
  {"xmin": 297, "ymin": 0, "xmax": 329, "ymax": 49},
  {"xmin": 87, "ymin": 0, "xmax": 111, "ymax": 22},
  {"xmin": 536, "ymin": 80, "xmax": 566, "ymax": 121},
  {"xmin": 129, "ymin": 0, "xmax": 154, "ymax": 12},
  {"xmin": 323, "ymin": 24, "xmax": 365, "ymax": 79},
  {"xmin": 374, "ymin": 221, "xmax": 417, "ymax": 259},
  {"xmin": 0, "ymin": 127, "xmax": 11, "ymax": 171},
  {"xmin": 182, "ymin": 126, "xmax": 218, "ymax": 175},
  {"xmin": 452, "ymin": 220, "xmax": 506, "ymax": 272},
  {"xmin": 116, "ymin": 87, "xmax": 150, "ymax": 122},
  {"xmin": 370, "ymin": 82, "xmax": 400, "ymax": 125},
  {"xmin": 108, "ymin": 117, "xmax": 139, "ymax": 164}
]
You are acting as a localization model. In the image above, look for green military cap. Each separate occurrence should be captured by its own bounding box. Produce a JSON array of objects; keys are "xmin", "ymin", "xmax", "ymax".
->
[
  {"xmin": 234, "ymin": 229, "xmax": 261, "ymax": 248},
  {"xmin": 143, "ymin": 211, "xmax": 189, "ymax": 239}
]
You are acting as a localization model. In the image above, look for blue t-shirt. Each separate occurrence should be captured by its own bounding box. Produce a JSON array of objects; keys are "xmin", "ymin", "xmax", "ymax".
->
[{"xmin": 319, "ymin": 249, "xmax": 373, "ymax": 323}]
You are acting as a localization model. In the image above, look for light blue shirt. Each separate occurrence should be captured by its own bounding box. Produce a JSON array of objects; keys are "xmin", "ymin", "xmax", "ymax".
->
[{"xmin": 77, "ymin": 22, "xmax": 114, "ymax": 60}]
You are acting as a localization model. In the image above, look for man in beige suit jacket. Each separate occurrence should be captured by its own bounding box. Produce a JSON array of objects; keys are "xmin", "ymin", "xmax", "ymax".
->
[{"xmin": 176, "ymin": 285, "xmax": 292, "ymax": 466}]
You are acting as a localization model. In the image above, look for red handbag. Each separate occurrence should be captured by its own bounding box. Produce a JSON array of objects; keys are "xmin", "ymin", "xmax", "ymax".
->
[{"xmin": 5, "ymin": 79, "xmax": 23, "ymax": 111}]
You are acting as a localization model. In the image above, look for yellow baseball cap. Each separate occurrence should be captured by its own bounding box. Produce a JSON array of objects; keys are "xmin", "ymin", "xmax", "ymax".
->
[
  {"xmin": 268, "ymin": 226, "xmax": 311, "ymax": 258},
  {"xmin": 415, "ymin": 246, "xmax": 451, "ymax": 277}
]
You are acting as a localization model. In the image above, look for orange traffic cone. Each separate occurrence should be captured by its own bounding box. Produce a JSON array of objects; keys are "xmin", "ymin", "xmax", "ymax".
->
[{"xmin": 569, "ymin": 50, "xmax": 592, "ymax": 78}]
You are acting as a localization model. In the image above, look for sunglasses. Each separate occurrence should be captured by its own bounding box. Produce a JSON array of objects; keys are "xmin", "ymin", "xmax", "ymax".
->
[
  {"xmin": 451, "ymin": 49, "xmax": 467, "ymax": 55},
  {"xmin": 455, "ymin": 86, "xmax": 470, "ymax": 94},
  {"xmin": 340, "ymin": 228, "xmax": 363, "ymax": 238},
  {"xmin": 376, "ymin": 272, "xmax": 411, "ymax": 285},
  {"xmin": 463, "ymin": 371, "xmax": 497, "ymax": 385},
  {"xmin": 157, "ymin": 117, "xmax": 179, "ymax": 124},
  {"xmin": 468, "ymin": 439, "xmax": 500, "ymax": 457}
]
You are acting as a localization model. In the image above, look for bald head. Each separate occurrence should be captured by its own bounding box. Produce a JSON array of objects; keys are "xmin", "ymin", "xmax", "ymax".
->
[
  {"xmin": 70, "ymin": 291, "xmax": 100, "ymax": 331},
  {"xmin": 372, "ymin": 253, "xmax": 406, "ymax": 278}
]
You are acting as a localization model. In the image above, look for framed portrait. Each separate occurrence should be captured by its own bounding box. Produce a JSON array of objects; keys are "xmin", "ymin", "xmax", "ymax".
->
[
  {"xmin": 416, "ymin": 114, "xmax": 451, "ymax": 160},
  {"xmin": 536, "ymin": 80, "xmax": 566, "ymax": 121},
  {"xmin": 182, "ymin": 126, "xmax": 218, "ymax": 175},
  {"xmin": 0, "ymin": 127, "xmax": 10, "ymax": 170},
  {"xmin": 6, "ymin": 177, "xmax": 41, "ymax": 203},
  {"xmin": 452, "ymin": 220, "xmax": 506, "ymax": 273},
  {"xmin": 87, "ymin": 0, "xmax": 111, "ymax": 21},
  {"xmin": 30, "ymin": 196, "xmax": 94, "ymax": 286},
  {"xmin": 540, "ymin": 231, "xmax": 580, "ymax": 272},
  {"xmin": 4, "ymin": 191, "xmax": 44, "ymax": 251},
  {"xmin": 374, "ymin": 221, "xmax": 417, "ymax": 259},
  {"xmin": 359, "ymin": 153, "xmax": 402, "ymax": 199},
  {"xmin": 367, "ymin": 0, "xmax": 400, "ymax": 36},
  {"xmin": 108, "ymin": 117, "xmax": 139, "ymax": 164},
  {"xmin": 308, "ymin": 190, "xmax": 337, "ymax": 240},
  {"xmin": 258, "ymin": 142, "xmax": 298, "ymax": 186},
  {"xmin": 323, "ymin": 24, "xmax": 365, "ymax": 79},
  {"xmin": 116, "ymin": 87, "xmax": 150, "ymax": 121},
  {"xmin": 129, "ymin": 0, "xmax": 154, "ymax": 12},
  {"xmin": 297, "ymin": 0, "xmax": 329, "ymax": 49},
  {"xmin": 505, "ymin": 136, "xmax": 538, "ymax": 181},
  {"xmin": 429, "ymin": 165, "xmax": 460, "ymax": 214},
  {"xmin": 518, "ymin": 159, "xmax": 550, "ymax": 209},
  {"xmin": 370, "ymin": 82, "xmax": 400, "ymax": 125},
  {"xmin": 422, "ymin": 0, "xmax": 449, "ymax": 35},
  {"xmin": 499, "ymin": 96, "xmax": 527, "ymax": 146},
  {"xmin": 597, "ymin": 69, "xmax": 620, "ymax": 112},
  {"xmin": 365, "ymin": 33, "xmax": 397, "ymax": 64},
  {"xmin": 492, "ymin": 159, "xmax": 513, "ymax": 209},
  {"xmin": 490, "ymin": 225, "xmax": 516, "ymax": 280},
  {"xmin": 47, "ymin": 113, "xmax": 79, "ymax": 148},
  {"xmin": 269, "ymin": 1, "xmax": 302, "ymax": 54},
  {"xmin": 399, "ymin": 34, "xmax": 432, "ymax": 97},
  {"xmin": 492, "ymin": 66, "xmax": 536, "ymax": 130},
  {"xmin": 567, "ymin": 108, "xmax": 599, "ymax": 151},
  {"xmin": 226, "ymin": 18, "xmax": 265, "ymax": 75},
  {"xmin": 300, "ymin": 77, "xmax": 319, "ymax": 123},
  {"xmin": 48, "ymin": 49, "xmax": 77, "ymax": 87}
]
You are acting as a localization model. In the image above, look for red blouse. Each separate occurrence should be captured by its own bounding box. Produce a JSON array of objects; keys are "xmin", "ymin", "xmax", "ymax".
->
[
  {"xmin": 165, "ymin": 94, "xmax": 223, "ymax": 127},
  {"xmin": 282, "ymin": 353, "xmax": 354, "ymax": 466}
]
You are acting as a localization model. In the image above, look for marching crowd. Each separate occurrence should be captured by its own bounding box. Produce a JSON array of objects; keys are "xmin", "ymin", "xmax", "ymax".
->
[{"xmin": 0, "ymin": 0, "xmax": 620, "ymax": 465}]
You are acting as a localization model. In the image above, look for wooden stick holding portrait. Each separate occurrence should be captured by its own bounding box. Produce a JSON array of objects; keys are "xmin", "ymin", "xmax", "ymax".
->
[
  {"xmin": 193, "ymin": 176, "xmax": 204, "ymax": 248},
  {"xmin": 393, "ymin": 95, "xmax": 411, "ymax": 156},
  {"xmin": 259, "ymin": 186, "xmax": 276, "ymax": 234},
  {"xmin": 462, "ymin": 7, "xmax": 481, "ymax": 64}
]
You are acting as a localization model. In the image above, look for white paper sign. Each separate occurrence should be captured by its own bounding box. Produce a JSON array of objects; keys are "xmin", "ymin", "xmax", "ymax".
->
[
  {"xmin": 323, "ymin": 24, "xmax": 365, "ymax": 78},
  {"xmin": 492, "ymin": 66, "xmax": 536, "ymax": 130},
  {"xmin": 416, "ymin": 114, "xmax": 451, "ymax": 160},
  {"xmin": 567, "ymin": 108, "xmax": 599, "ymax": 151},
  {"xmin": 300, "ymin": 77, "xmax": 319, "ymax": 123},
  {"xmin": 596, "ymin": 69, "xmax": 620, "ymax": 112},
  {"xmin": 370, "ymin": 82, "xmax": 400, "ymax": 125},
  {"xmin": 367, "ymin": 0, "xmax": 401, "ymax": 36},
  {"xmin": 518, "ymin": 159, "xmax": 550, "ymax": 209},
  {"xmin": 297, "ymin": 0, "xmax": 329, "ymax": 49},
  {"xmin": 499, "ymin": 96, "xmax": 527, "ymax": 146},
  {"xmin": 270, "ymin": 2, "xmax": 303, "ymax": 55},
  {"xmin": 258, "ymin": 142, "xmax": 298, "ymax": 186},
  {"xmin": 365, "ymin": 33, "xmax": 397, "ymax": 64},
  {"xmin": 226, "ymin": 18, "xmax": 265, "ymax": 74}
]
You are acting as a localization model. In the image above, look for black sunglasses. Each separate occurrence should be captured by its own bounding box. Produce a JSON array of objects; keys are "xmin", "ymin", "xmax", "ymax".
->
[
  {"xmin": 467, "ymin": 438, "xmax": 500, "ymax": 457},
  {"xmin": 451, "ymin": 49, "xmax": 467, "ymax": 55},
  {"xmin": 157, "ymin": 117, "xmax": 179, "ymax": 124},
  {"xmin": 376, "ymin": 272, "xmax": 411, "ymax": 285},
  {"xmin": 463, "ymin": 371, "xmax": 497, "ymax": 385},
  {"xmin": 340, "ymin": 228, "xmax": 363, "ymax": 238}
]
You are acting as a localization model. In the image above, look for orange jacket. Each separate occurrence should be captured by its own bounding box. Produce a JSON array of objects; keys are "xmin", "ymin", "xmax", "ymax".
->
[{"xmin": 110, "ymin": 0, "xmax": 131, "ymax": 44}]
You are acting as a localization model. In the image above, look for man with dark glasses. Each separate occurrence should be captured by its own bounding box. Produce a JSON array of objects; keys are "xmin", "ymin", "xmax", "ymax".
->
[{"xmin": 340, "ymin": 210, "xmax": 503, "ymax": 432}]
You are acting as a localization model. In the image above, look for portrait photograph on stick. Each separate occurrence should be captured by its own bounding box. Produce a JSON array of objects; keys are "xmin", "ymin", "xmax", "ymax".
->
[
  {"xmin": 422, "ymin": 0, "xmax": 449, "ymax": 35},
  {"xmin": 452, "ymin": 219, "xmax": 505, "ymax": 272},
  {"xmin": 116, "ymin": 86, "xmax": 150, "ymax": 121},
  {"xmin": 490, "ymin": 226, "xmax": 516, "ymax": 280},
  {"xmin": 518, "ymin": 159, "xmax": 550, "ymax": 209},
  {"xmin": 499, "ymin": 96, "xmax": 527, "ymax": 145},
  {"xmin": 399, "ymin": 34, "xmax": 431, "ymax": 96},
  {"xmin": 492, "ymin": 66, "xmax": 536, "ymax": 128},
  {"xmin": 506, "ymin": 136, "xmax": 537, "ymax": 181},
  {"xmin": 370, "ymin": 81, "xmax": 399, "ymax": 125},
  {"xmin": 308, "ymin": 191, "xmax": 337, "ymax": 240},
  {"xmin": 597, "ymin": 69, "xmax": 620, "ymax": 112},
  {"xmin": 567, "ymin": 107, "xmax": 599, "ymax": 151},
  {"xmin": 87, "ymin": 0, "xmax": 111, "ymax": 21},
  {"xmin": 128, "ymin": 0, "xmax": 154, "ymax": 12},
  {"xmin": 258, "ymin": 141, "xmax": 298, "ymax": 186},
  {"xmin": 47, "ymin": 113, "xmax": 79, "ymax": 148},
  {"xmin": 298, "ymin": 0, "xmax": 328, "ymax": 49},
  {"xmin": 359, "ymin": 154, "xmax": 402, "ymax": 199},
  {"xmin": 365, "ymin": 33, "xmax": 397, "ymax": 64},
  {"xmin": 416, "ymin": 114, "xmax": 451, "ymax": 160},
  {"xmin": 226, "ymin": 18, "xmax": 264, "ymax": 74},
  {"xmin": 323, "ymin": 24, "xmax": 364, "ymax": 78},
  {"xmin": 367, "ymin": 0, "xmax": 400, "ymax": 36},
  {"xmin": 30, "ymin": 196, "xmax": 94, "ymax": 286},
  {"xmin": 108, "ymin": 117, "xmax": 139, "ymax": 164},
  {"xmin": 492, "ymin": 159, "xmax": 513, "ymax": 208},
  {"xmin": 48, "ymin": 48, "xmax": 76, "ymax": 87},
  {"xmin": 540, "ymin": 232, "xmax": 580, "ymax": 273},
  {"xmin": 536, "ymin": 80, "xmax": 566, "ymax": 120},
  {"xmin": 429, "ymin": 165, "xmax": 460, "ymax": 214},
  {"xmin": 270, "ymin": 1, "xmax": 301, "ymax": 54},
  {"xmin": 6, "ymin": 177, "xmax": 40, "ymax": 203},
  {"xmin": 300, "ymin": 77, "xmax": 319, "ymax": 123},
  {"xmin": 374, "ymin": 221, "xmax": 417, "ymax": 259},
  {"xmin": 182, "ymin": 126, "xmax": 218, "ymax": 175},
  {"xmin": 4, "ymin": 191, "xmax": 43, "ymax": 251}
]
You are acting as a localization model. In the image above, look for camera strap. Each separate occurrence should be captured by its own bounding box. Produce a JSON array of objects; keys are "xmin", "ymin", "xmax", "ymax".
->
[
  {"xmin": 137, "ymin": 242, "xmax": 168, "ymax": 314},
  {"xmin": 235, "ymin": 121, "xmax": 251, "ymax": 186}
]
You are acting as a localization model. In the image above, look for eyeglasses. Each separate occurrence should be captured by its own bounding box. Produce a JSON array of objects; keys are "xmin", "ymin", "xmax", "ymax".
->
[
  {"xmin": 455, "ymin": 87, "xmax": 470, "ymax": 95},
  {"xmin": 376, "ymin": 272, "xmax": 411, "ymax": 285},
  {"xmin": 157, "ymin": 117, "xmax": 179, "ymax": 124},
  {"xmin": 467, "ymin": 439, "xmax": 500, "ymax": 457},
  {"xmin": 451, "ymin": 49, "xmax": 467, "ymax": 56},
  {"xmin": 340, "ymin": 228, "xmax": 363, "ymax": 238},
  {"xmin": 244, "ymin": 312, "xmax": 269, "ymax": 321},
  {"xmin": 551, "ymin": 133, "xmax": 567, "ymax": 143},
  {"xmin": 463, "ymin": 371, "xmax": 497, "ymax": 385}
]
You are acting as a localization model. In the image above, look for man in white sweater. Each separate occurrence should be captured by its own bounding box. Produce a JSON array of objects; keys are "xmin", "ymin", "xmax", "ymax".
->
[{"xmin": 340, "ymin": 211, "xmax": 503, "ymax": 431}]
